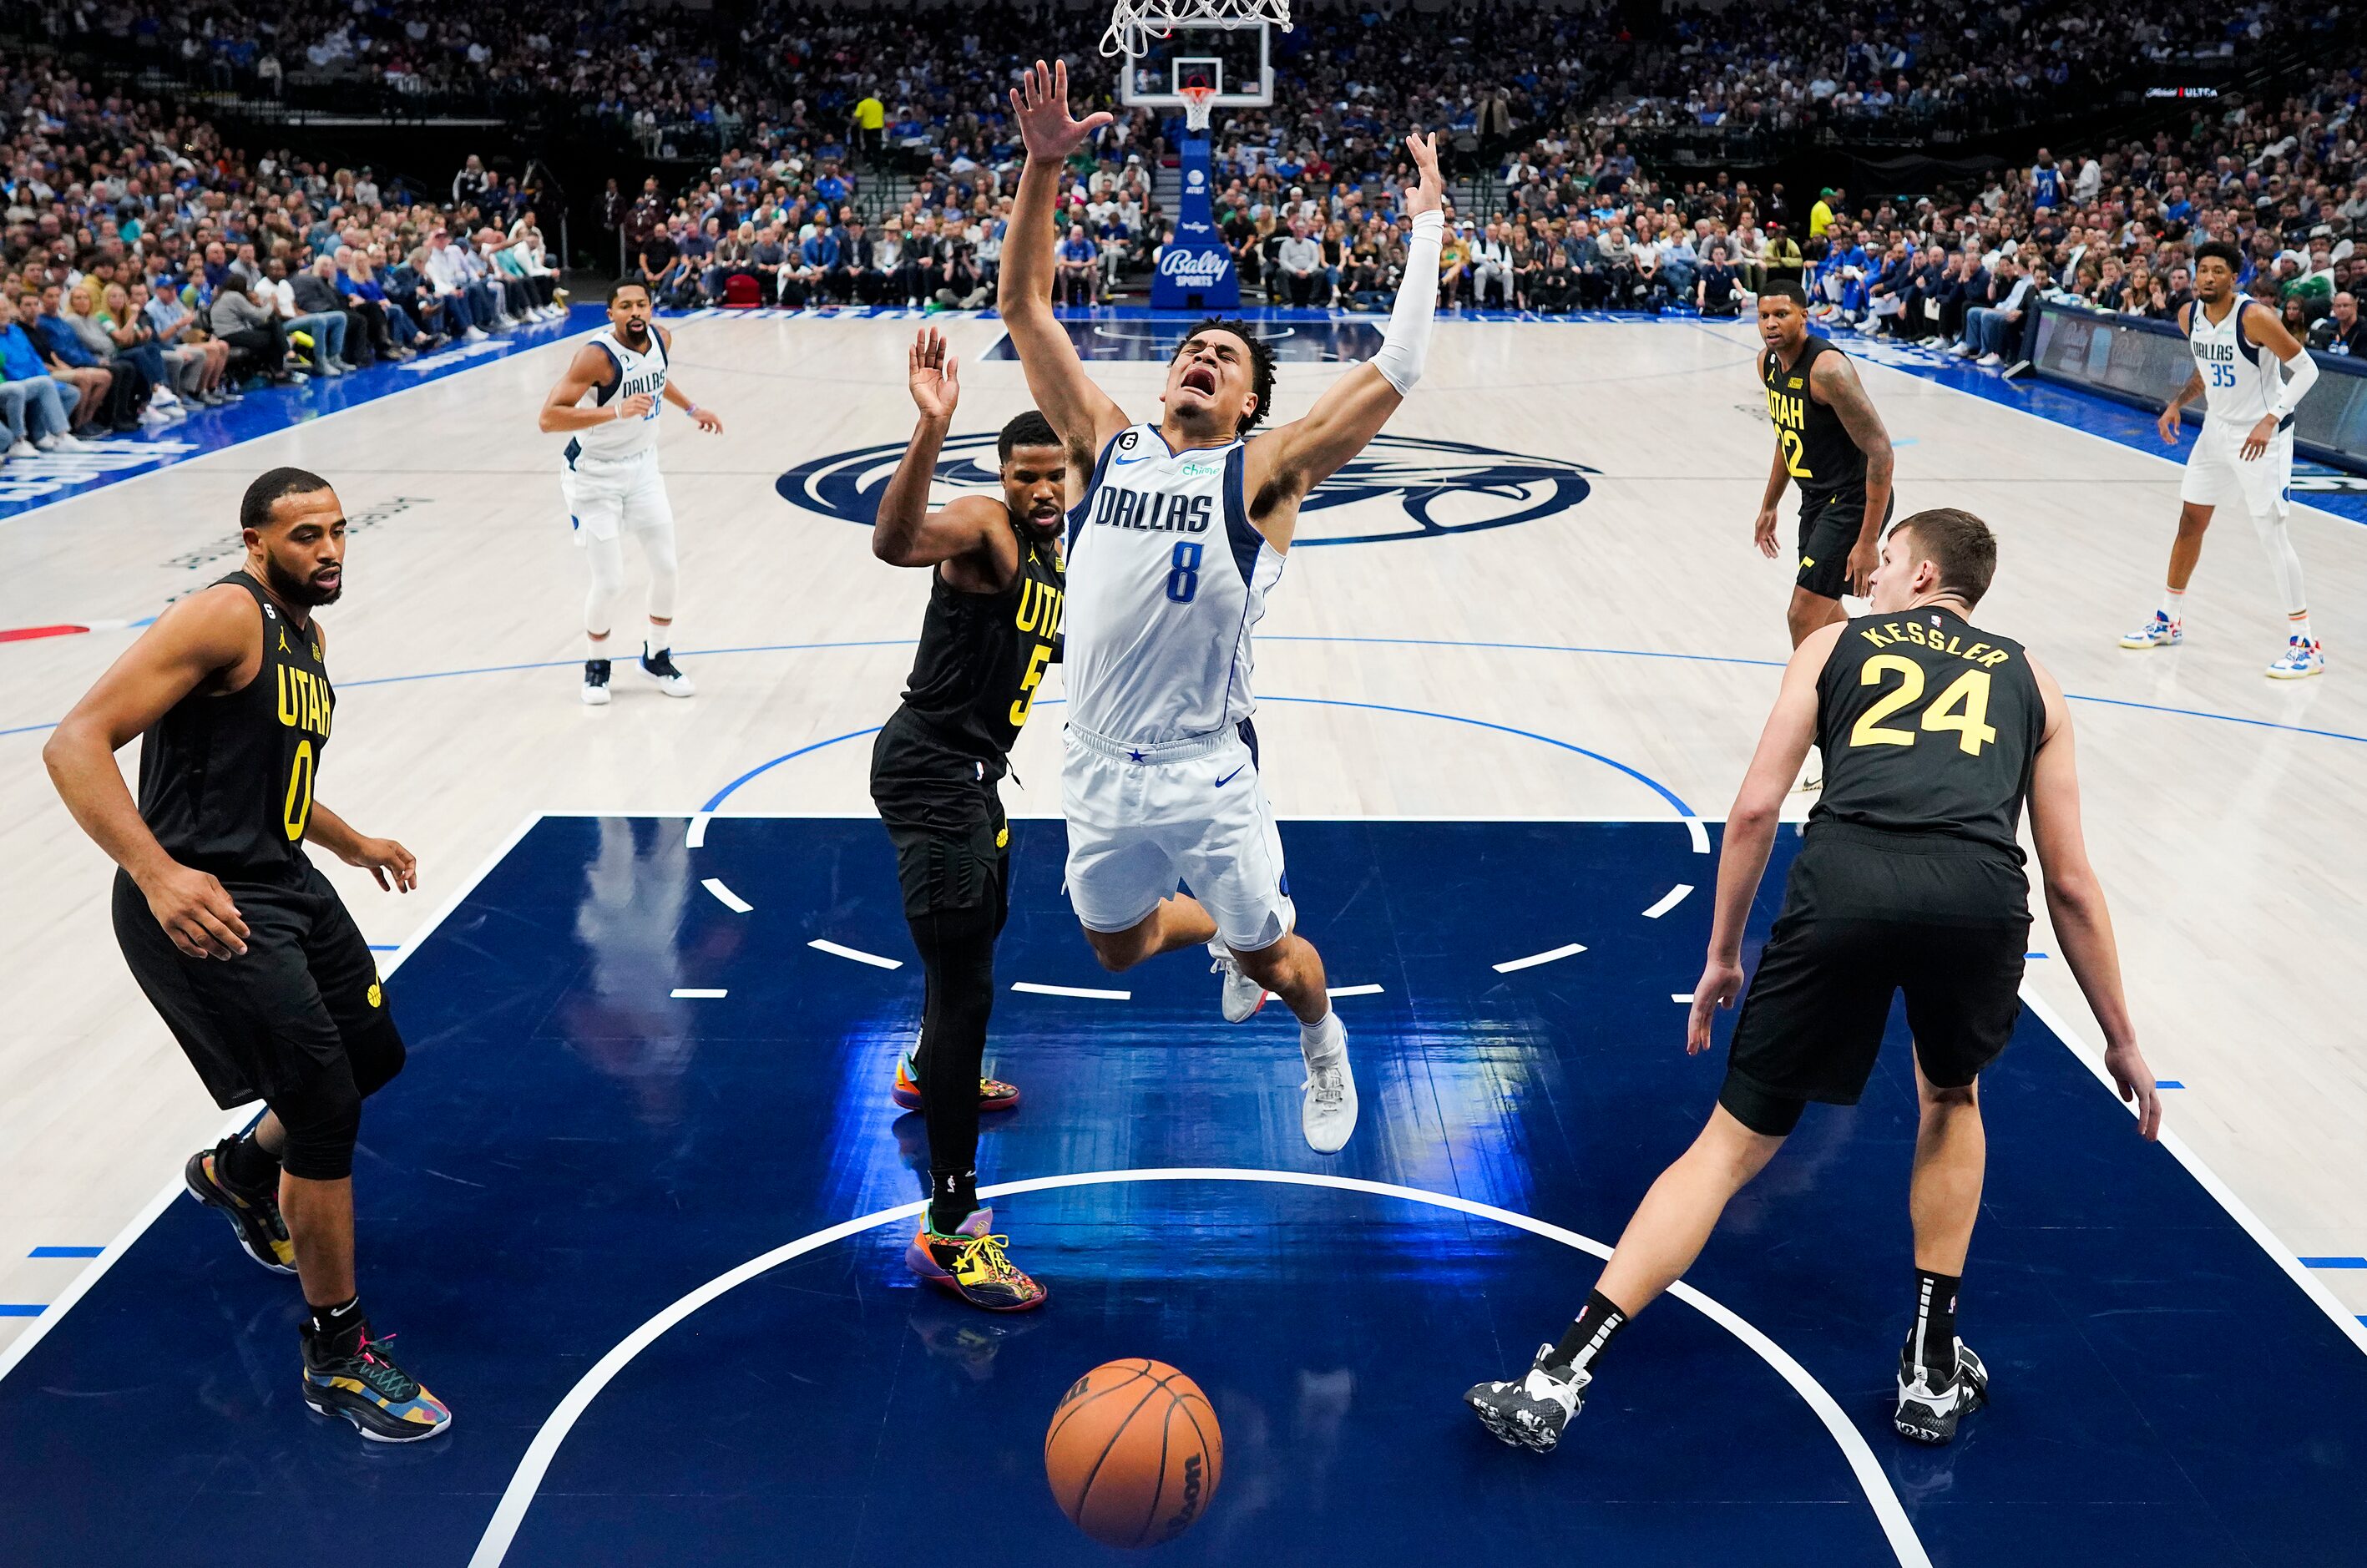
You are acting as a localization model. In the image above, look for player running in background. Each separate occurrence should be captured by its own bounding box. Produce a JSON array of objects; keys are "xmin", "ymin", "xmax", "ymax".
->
[
  {"xmin": 999, "ymin": 60, "xmax": 1446, "ymax": 1155},
  {"xmin": 868, "ymin": 328, "xmax": 1065, "ymax": 1312},
  {"xmin": 1465, "ymin": 508, "xmax": 2162, "ymax": 1455},
  {"xmin": 539, "ymin": 281, "xmax": 724, "ymax": 706},
  {"xmin": 44, "ymin": 468, "xmax": 448, "ymax": 1443},
  {"xmin": 2120, "ymin": 240, "xmax": 2325, "ymax": 677}
]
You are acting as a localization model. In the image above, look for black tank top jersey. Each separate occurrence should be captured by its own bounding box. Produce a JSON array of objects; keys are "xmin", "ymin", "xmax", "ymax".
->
[
  {"xmin": 1763, "ymin": 335, "xmax": 1867, "ymax": 497},
  {"xmin": 1809, "ymin": 605, "xmax": 2047, "ymax": 863},
  {"xmin": 894, "ymin": 518, "xmax": 1065, "ymax": 771},
  {"xmin": 137, "ymin": 572, "xmax": 334, "ymax": 882}
]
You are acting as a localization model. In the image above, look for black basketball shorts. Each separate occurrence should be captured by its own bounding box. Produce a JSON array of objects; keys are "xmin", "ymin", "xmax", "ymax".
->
[
  {"xmin": 870, "ymin": 712, "xmax": 1012, "ymax": 922},
  {"xmin": 1794, "ymin": 486, "xmax": 1894, "ymax": 603},
  {"xmin": 1721, "ymin": 827, "xmax": 2029, "ymax": 1132},
  {"xmin": 112, "ymin": 858, "xmax": 390, "ymax": 1110}
]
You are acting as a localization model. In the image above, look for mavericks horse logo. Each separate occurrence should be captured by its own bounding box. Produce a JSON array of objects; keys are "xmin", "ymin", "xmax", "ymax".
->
[{"xmin": 777, "ymin": 432, "xmax": 1596, "ymax": 546}]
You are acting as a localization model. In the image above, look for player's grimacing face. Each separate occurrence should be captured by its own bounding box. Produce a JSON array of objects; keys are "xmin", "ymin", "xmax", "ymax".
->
[
  {"xmin": 1166, "ymin": 331, "xmax": 1255, "ymax": 429},
  {"xmin": 1000, "ymin": 445, "xmax": 1069, "ymax": 535}
]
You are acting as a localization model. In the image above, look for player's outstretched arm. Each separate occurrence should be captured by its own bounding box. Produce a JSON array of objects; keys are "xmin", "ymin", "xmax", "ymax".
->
[
  {"xmin": 42, "ymin": 587, "xmax": 259, "ymax": 959},
  {"xmin": 1686, "ymin": 624, "xmax": 1836, "ymax": 1054},
  {"xmin": 2240, "ymin": 300, "xmax": 2319, "ymax": 461},
  {"xmin": 657, "ymin": 327, "xmax": 723, "ymax": 432},
  {"xmin": 2025, "ymin": 657, "xmax": 2160, "ymax": 1140},
  {"xmin": 1000, "ymin": 60, "xmax": 1127, "ymax": 481},
  {"xmin": 1243, "ymin": 134, "xmax": 1446, "ymax": 548},
  {"xmin": 539, "ymin": 342, "xmax": 646, "ymax": 432},
  {"xmin": 1809, "ymin": 350, "xmax": 1893, "ymax": 595},
  {"xmin": 873, "ymin": 327, "xmax": 1013, "ymax": 573}
]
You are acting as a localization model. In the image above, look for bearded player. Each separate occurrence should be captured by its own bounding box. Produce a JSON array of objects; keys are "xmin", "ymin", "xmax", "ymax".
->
[{"xmin": 999, "ymin": 61, "xmax": 1446, "ymax": 1155}]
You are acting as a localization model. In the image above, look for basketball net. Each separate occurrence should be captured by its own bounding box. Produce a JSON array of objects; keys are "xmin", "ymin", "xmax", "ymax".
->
[
  {"xmin": 1100, "ymin": 0, "xmax": 1291, "ymax": 62},
  {"xmin": 1179, "ymin": 83, "xmax": 1216, "ymax": 134}
]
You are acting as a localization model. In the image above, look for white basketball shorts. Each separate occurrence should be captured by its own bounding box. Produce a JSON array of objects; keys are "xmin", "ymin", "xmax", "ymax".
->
[
  {"xmin": 2178, "ymin": 418, "xmax": 2292, "ymax": 523},
  {"xmin": 1060, "ymin": 723, "xmax": 1296, "ymax": 953},
  {"xmin": 563, "ymin": 450, "xmax": 674, "ymax": 544}
]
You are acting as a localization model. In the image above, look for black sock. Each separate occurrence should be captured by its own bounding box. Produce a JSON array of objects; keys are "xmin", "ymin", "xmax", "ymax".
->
[
  {"xmin": 928, "ymin": 1167, "xmax": 979, "ymax": 1237},
  {"xmin": 1546, "ymin": 1287, "xmax": 1631, "ymax": 1375},
  {"xmin": 218, "ymin": 1131, "xmax": 281, "ymax": 1196},
  {"xmin": 308, "ymin": 1294, "xmax": 366, "ymax": 1355},
  {"xmin": 1905, "ymin": 1268, "xmax": 1961, "ymax": 1378}
]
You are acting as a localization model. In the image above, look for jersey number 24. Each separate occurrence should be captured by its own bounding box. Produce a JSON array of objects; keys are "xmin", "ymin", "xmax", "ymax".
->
[{"xmin": 1849, "ymin": 655, "xmax": 1998, "ymax": 756}]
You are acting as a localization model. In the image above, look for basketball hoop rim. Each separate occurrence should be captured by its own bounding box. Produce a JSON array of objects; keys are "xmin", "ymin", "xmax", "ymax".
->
[{"xmin": 1180, "ymin": 83, "xmax": 1216, "ymax": 132}]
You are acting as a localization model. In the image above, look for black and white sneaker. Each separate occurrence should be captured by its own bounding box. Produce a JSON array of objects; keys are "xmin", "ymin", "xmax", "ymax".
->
[
  {"xmin": 1464, "ymin": 1343, "xmax": 1590, "ymax": 1453},
  {"xmin": 636, "ymin": 645, "xmax": 695, "ymax": 697},
  {"xmin": 1894, "ymin": 1340, "xmax": 1988, "ymax": 1444},
  {"xmin": 581, "ymin": 659, "xmax": 612, "ymax": 706}
]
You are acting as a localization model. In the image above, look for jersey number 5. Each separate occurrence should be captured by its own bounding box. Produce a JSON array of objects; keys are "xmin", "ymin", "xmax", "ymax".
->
[{"xmin": 1849, "ymin": 655, "xmax": 1998, "ymax": 756}]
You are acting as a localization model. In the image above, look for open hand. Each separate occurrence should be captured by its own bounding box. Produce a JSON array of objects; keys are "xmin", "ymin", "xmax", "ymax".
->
[
  {"xmin": 1847, "ymin": 536, "xmax": 1879, "ymax": 596},
  {"xmin": 1009, "ymin": 59, "xmax": 1113, "ymax": 162},
  {"xmin": 2156, "ymin": 403, "xmax": 2182, "ymax": 444},
  {"xmin": 1403, "ymin": 132, "xmax": 1444, "ymax": 219},
  {"xmin": 346, "ymin": 836, "xmax": 418, "ymax": 893},
  {"xmin": 2240, "ymin": 414, "xmax": 2276, "ymax": 461},
  {"xmin": 142, "ymin": 861, "xmax": 249, "ymax": 959},
  {"xmin": 908, "ymin": 327, "xmax": 961, "ymax": 420},
  {"xmin": 1752, "ymin": 505, "xmax": 1781, "ymax": 559},
  {"xmin": 2103, "ymin": 1040, "xmax": 2163, "ymax": 1141},
  {"xmin": 1686, "ymin": 957, "xmax": 1747, "ymax": 1055},
  {"xmin": 690, "ymin": 405, "xmax": 724, "ymax": 433}
]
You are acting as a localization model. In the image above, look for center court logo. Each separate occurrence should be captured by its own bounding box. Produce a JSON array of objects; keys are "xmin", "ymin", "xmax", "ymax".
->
[{"xmin": 776, "ymin": 432, "xmax": 1596, "ymax": 546}]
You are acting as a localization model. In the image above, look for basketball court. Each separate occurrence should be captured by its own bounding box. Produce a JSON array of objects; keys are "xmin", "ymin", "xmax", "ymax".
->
[{"xmin": 3, "ymin": 297, "xmax": 2364, "ymax": 1565}]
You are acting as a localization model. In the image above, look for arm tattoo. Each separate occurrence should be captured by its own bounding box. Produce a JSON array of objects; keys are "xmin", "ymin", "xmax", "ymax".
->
[{"xmin": 1814, "ymin": 357, "xmax": 1893, "ymax": 481}]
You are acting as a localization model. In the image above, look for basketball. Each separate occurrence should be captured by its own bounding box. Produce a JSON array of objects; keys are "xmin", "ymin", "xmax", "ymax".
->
[{"xmin": 1044, "ymin": 1358, "xmax": 1224, "ymax": 1548}]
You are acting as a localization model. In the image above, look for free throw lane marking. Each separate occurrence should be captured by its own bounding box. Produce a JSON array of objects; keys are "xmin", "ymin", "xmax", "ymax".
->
[
  {"xmin": 701, "ymin": 878, "xmax": 753, "ymax": 913},
  {"xmin": 670, "ymin": 989, "xmax": 728, "ymax": 999},
  {"xmin": 1011, "ymin": 982, "xmax": 1130, "ymax": 1000},
  {"xmin": 808, "ymin": 939, "xmax": 902, "ymax": 970},
  {"xmin": 1493, "ymin": 943, "xmax": 1586, "ymax": 974},
  {"xmin": 1641, "ymin": 883, "xmax": 1695, "ymax": 918},
  {"xmin": 1672, "ymin": 993, "xmax": 1695, "ymax": 1004}
]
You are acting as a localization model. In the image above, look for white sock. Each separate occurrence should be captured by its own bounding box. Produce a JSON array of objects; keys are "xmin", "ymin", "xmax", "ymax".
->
[
  {"xmin": 646, "ymin": 621, "xmax": 672, "ymax": 658},
  {"xmin": 1300, "ymin": 1010, "xmax": 1344, "ymax": 1066},
  {"xmin": 586, "ymin": 631, "xmax": 612, "ymax": 662},
  {"xmin": 2160, "ymin": 586, "xmax": 2184, "ymax": 621},
  {"xmin": 2288, "ymin": 611, "xmax": 2312, "ymax": 642}
]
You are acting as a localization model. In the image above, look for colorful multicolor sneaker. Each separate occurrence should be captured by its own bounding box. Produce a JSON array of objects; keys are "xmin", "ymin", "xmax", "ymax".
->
[
  {"xmin": 2266, "ymin": 635, "xmax": 2326, "ymax": 680},
  {"xmin": 905, "ymin": 1207, "xmax": 1048, "ymax": 1313},
  {"xmin": 184, "ymin": 1140, "xmax": 295, "ymax": 1274},
  {"xmin": 889, "ymin": 1051, "xmax": 1020, "ymax": 1113},
  {"xmin": 2119, "ymin": 611, "xmax": 2183, "ymax": 650},
  {"xmin": 301, "ymin": 1323, "xmax": 452, "ymax": 1442}
]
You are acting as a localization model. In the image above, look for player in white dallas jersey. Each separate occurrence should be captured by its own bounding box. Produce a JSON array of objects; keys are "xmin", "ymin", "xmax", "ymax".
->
[
  {"xmin": 539, "ymin": 281, "xmax": 726, "ymax": 705},
  {"xmin": 1000, "ymin": 61, "xmax": 1447, "ymax": 1155},
  {"xmin": 2121, "ymin": 240, "xmax": 2324, "ymax": 677}
]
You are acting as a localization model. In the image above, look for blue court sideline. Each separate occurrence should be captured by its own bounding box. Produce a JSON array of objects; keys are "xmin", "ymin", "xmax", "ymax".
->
[{"xmin": 1, "ymin": 817, "xmax": 2360, "ymax": 1566}]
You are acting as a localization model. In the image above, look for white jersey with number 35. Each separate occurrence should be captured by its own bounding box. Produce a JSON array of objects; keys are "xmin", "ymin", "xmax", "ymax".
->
[
  {"xmin": 2188, "ymin": 299, "xmax": 2288, "ymax": 430},
  {"xmin": 1061, "ymin": 423, "xmax": 1286, "ymax": 746}
]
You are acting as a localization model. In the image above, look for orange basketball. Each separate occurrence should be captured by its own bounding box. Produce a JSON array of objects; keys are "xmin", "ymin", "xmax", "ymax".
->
[{"xmin": 1044, "ymin": 1358, "xmax": 1224, "ymax": 1549}]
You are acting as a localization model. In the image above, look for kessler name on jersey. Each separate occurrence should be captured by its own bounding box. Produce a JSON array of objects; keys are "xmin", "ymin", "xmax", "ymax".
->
[{"xmin": 1085, "ymin": 484, "xmax": 1215, "ymax": 534}]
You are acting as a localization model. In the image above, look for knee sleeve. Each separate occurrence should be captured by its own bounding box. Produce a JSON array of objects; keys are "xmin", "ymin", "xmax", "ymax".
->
[
  {"xmin": 584, "ymin": 534, "xmax": 626, "ymax": 634},
  {"xmin": 346, "ymin": 1011, "xmax": 407, "ymax": 1100},
  {"xmin": 269, "ymin": 1055, "xmax": 363, "ymax": 1181},
  {"xmin": 640, "ymin": 525, "xmax": 680, "ymax": 620}
]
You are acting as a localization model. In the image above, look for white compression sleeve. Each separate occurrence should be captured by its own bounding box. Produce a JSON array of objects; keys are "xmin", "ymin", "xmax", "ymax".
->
[
  {"xmin": 1371, "ymin": 210, "xmax": 1445, "ymax": 395},
  {"xmin": 2269, "ymin": 346, "xmax": 2319, "ymax": 421}
]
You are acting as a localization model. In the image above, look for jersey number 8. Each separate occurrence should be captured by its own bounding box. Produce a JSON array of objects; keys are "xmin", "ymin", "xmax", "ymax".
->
[
  {"xmin": 1166, "ymin": 540, "xmax": 1203, "ymax": 604},
  {"xmin": 1849, "ymin": 655, "xmax": 1998, "ymax": 756}
]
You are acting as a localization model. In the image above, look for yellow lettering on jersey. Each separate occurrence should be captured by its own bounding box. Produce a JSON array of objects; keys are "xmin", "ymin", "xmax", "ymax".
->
[
  {"xmin": 1861, "ymin": 620, "xmax": 2015, "ymax": 668},
  {"xmin": 1016, "ymin": 579, "xmax": 1065, "ymax": 638},
  {"xmin": 1009, "ymin": 642, "xmax": 1054, "ymax": 729},
  {"xmin": 276, "ymin": 668, "xmax": 332, "ymax": 738},
  {"xmin": 277, "ymin": 665, "xmax": 299, "ymax": 727}
]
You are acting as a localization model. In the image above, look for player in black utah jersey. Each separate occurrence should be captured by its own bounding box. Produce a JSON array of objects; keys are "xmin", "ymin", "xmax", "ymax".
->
[
  {"xmin": 43, "ymin": 468, "xmax": 448, "ymax": 1442},
  {"xmin": 868, "ymin": 329, "xmax": 1065, "ymax": 1312},
  {"xmin": 1753, "ymin": 279, "xmax": 1896, "ymax": 650},
  {"xmin": 1467, "ymin": 508, "xmax": 2162, "ymax": 1457}
]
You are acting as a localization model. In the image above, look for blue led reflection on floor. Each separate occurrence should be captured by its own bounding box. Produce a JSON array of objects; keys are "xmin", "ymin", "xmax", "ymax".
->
[{"xmin": 1, "ymin": 817, "xmax": 2360, "ymax": 1567}]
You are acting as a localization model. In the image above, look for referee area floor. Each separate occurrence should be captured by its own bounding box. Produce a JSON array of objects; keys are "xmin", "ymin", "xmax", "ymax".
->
[{"xmin": 2, "ymin": 306, "xmax": 2365, "ymax": 1564}]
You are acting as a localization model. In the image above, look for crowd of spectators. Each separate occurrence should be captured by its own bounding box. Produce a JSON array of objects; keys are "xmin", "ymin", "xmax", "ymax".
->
[{"xmin": 0, "ymin": 61, "xmax": 569, "ymax": 468}]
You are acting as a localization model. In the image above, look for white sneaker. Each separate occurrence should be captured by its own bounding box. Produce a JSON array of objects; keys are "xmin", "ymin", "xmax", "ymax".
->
[
  {"xmin": 1976, "ymin": 352, "xmax": 2003, "ymax": 367},
  {"xmin": 150, "ymin": 387, "xmax": 180, "ymax": 407},
  {"xmin": 1209, "ymin": 942, "xmax": 1267, "ymax": 1023},
  {"xmin": 139, "ymin": 406, "xmax": 171, "ymax": 426},
  {"xmin": 2266, "ymin": 635, "xmax": 2326, "ymax": 680},
  {"xmin": 52, "ymin": 431, "xmax": 89, "ymax": 449},
  {"xmin": 463, "ymin": 326, "xmax": 488, "ymax": 341},
  {"xmin": 6, "ymin": 438, "xmax": 37, "ymax": 458},
  {"xmin": 33, "ymin": 433, "xmax": 59, "ymax": 451},
  {"xmin": 581, "ymin": 658, "xmax": 613, "ymax": 706},
  {"xmin": 635, "ymin": 645, "xmax": 695, "ymax": 696},
  {"xmin": 1300, "ymin": 1028, "xmax": 1358, "ymax": 1155},
  {"xmin": 2119, "ymin": 611, "xmax": 2182, "ymax": 650},
  {"xmin": 1949, "ymin": 341, "xmax": 1976, "ymax": 358}
]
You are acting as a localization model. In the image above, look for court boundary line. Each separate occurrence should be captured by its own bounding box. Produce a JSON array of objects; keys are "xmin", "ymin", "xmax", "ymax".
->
[
  {"xmin": 0, "ymin": 808, "xmax": 550, "ymax": 1387},
  {"xmin": 2018, "ymin": 987, "xmax": 2367, "ymax": 1359},
  {"xmin": 462, "ymin": 1167, "xmax": 1932, "ymax": 1568}
]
